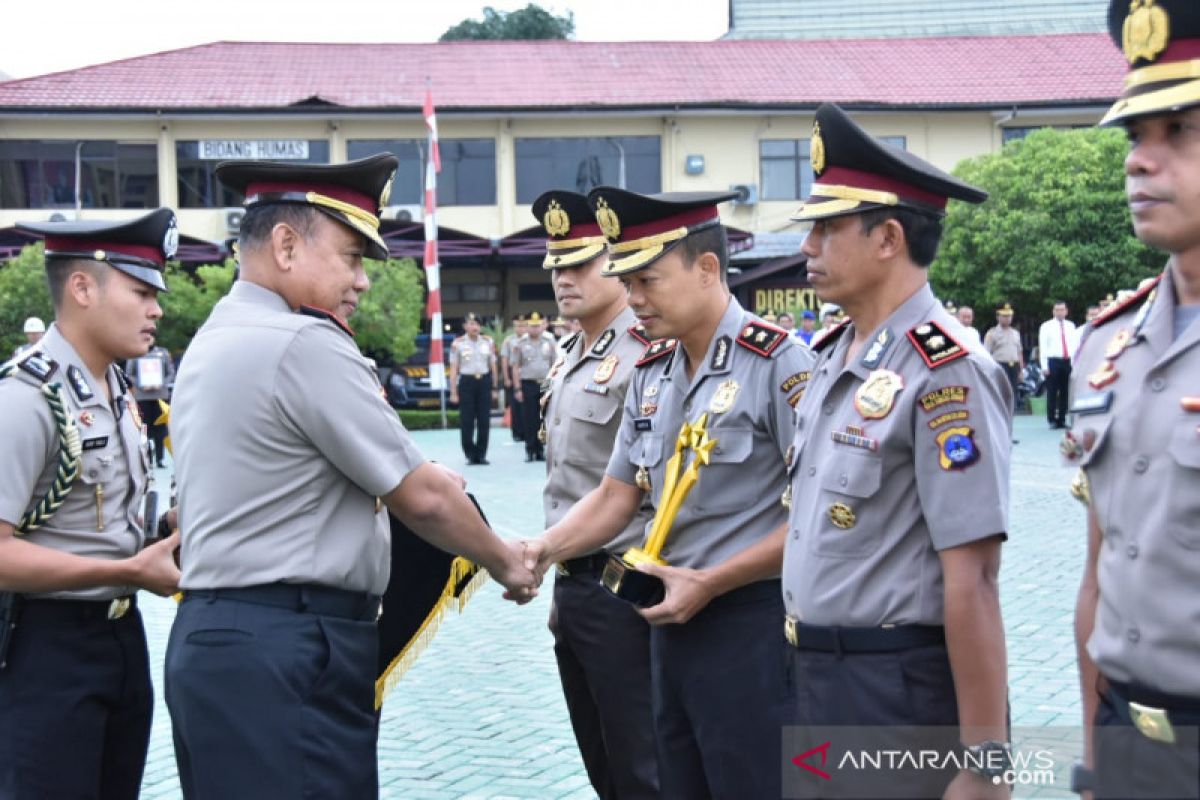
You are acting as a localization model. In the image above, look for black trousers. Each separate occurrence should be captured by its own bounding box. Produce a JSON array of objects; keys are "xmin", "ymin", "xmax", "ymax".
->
[
  {"xmin": 1094, "ymin": 682, "xmax": 1200, "ymax": 799},
  {"xmin": 457, "ymin": 374, "xmax": 491, "ymax": 462},
  {"xmin": 785, "ymin": 641, "xmax": 960, "ymax": 798},
  {"xmin": 166, "ymin": 592, "xmax": 379, "ymax": 800},
  {"xmin": 551, "ymin": 570, "xmax": 660, "ymax": 800},
  {"xmin": 520, "ymin": 379, "xmax": 544, "ymax": 458},
  {"xmin": 506, "ymin": 383, "xmax": 525, "ymax": 441},
  {"xmin": 1000, "ymin": 361, "xmax": 1020, "ymax": 415},
  {"xmin": 651, "ymin": 580, "xmax": 790, "ymax": 800},
  {"xmin": 1045, "ymin": 356, "xmax": 1072, "ymax": 425},
  {"xmin": 138, "ymin": 398, "xmax": 167, "ymax": 464},
  {"xmin": 0, "ymin": 599, "xmax": 153, "ymax": 800}
]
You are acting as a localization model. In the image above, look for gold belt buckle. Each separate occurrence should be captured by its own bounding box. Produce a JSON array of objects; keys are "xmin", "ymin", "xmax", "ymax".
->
[
  {"xmin": 1129, "ymin": 701, "xmax": 1176, "ymax": 744},
  {"xmin": 107, "ymin": 597, "xmax": 131, "ymax": 620},
  {"xmin": 784, "ymin": 616, "xmax": 799, "ymax": 648}
]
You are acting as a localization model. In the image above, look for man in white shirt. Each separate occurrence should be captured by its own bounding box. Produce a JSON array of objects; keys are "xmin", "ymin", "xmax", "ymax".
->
[
  {"xmin": 1037, "ymin": 300, "xmax": 1076, "ymax": 429},
  {"xmin": 955, "ymin": 305, "xmax": 982, "ymax": 347}
]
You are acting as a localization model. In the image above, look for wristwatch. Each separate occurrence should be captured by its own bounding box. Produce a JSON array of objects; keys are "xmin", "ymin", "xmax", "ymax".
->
[{"xmin": 962, "ymin": 740, "xmax": 1012, "ymax": 781}]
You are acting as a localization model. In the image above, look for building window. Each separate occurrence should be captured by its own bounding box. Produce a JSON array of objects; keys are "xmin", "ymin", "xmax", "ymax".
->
[
  {"xmin": 514, "ymin": 136, "xmax": 661, "ymax": 204},
  {"xmin": 0, "ymin": 140, "xmax": 158, "ymax": 209},
  {"xmin": 347, "ymin": 138, "xmax": 496, "ymax": 206},
  {"xmin": 879, "ymin": 135, "xmax": 907, "ymax": 150},
  {"xmin": 760, "ymin": 139, "xmax": 811, "ymax": 201},
  {"xmin": 1001, "ymin": 125, "xmax": 1087, "ymax": 144},
  {"xmin": 175, "ymin": 139, "xmax": 329, "ymax": 208}
]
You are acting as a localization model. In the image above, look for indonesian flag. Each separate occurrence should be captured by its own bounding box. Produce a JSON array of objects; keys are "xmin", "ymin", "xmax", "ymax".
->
[{"xmin": 423, "ymin": 86, "xmax": 444, "ymax": 390}]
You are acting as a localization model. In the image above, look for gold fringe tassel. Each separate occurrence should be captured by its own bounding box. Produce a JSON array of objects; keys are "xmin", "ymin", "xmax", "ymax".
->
[{"xmin": 374, "ymin": 557, "xmax": 489, "ymax": 709}]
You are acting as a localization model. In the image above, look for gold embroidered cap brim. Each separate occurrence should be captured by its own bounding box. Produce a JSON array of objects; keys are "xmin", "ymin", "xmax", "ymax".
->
[
  {"xmin": 1101, "ymin": 75, "xmax": 1200, "ymax": 125},
  {"xmin": 541, "ymin": 240, "xmax": 608, "ymax": 270}
]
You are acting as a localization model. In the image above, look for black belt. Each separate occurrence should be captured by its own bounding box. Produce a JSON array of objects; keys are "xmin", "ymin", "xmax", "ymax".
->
[
  {"xmin": 459, "ymin": 373, "xmax": 489, "ymax": 380},
  {"xmin": 784, "ymin": 618, "xmax": 945, "ymax": 654},
  {"xmin": 556, "ymin": 552, "xmax": 610, "ymax": 577},
  {"xmin": 185, "ymin": 583, "xmax": 381, "ymax": 621},
  {"xmin": 22, "ymin": 595, "xmax": 136, "ymax": 622},
  {"xmin": 1105, "ymin": 678, "xmax": 1200, "ymax": 744}
]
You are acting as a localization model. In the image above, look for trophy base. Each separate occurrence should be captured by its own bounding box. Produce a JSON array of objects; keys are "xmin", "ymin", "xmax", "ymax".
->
[{"xmin": 601, "ymin": 551, "xmax": 665, "ymax": 608}]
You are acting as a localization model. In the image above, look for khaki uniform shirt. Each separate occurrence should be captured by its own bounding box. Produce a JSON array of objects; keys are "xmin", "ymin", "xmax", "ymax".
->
[
  {"xmin": 607, "ymin": 298, "xmax": 814, "ymax": 570},
  {"xmin": 984, "ymin": 325, "xmax": 1022, "ymax": 366},
  {"xmin": 542, "ymin": 306, "xmax": 650, "ymax": 554},
  {"xmin": 0, "ymin": 324, "xmax": 147, "ymax": 600},
  {"xmin": 500, "ymin": 334, "xmax": 519, "ymax": 384},
  {"xmin": 171, "ymin": 281, "xmax": 425, "ymax": 595},
  {"xmin": 449, "ymin": 335, "xmax": 496, "ymax": 378},
  {"xmin": 514, "ymin": 333, "xmax": 556, "ymax": 382},
  {"xmin": 782, "ymin": 284, "xmax": 1012, "ymax": 627},
  {"xmin": 1068, "ymin": 267, "xmax": 1200, "ymax": 696}
]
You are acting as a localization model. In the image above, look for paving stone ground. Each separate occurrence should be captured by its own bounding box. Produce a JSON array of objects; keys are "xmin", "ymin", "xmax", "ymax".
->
[{"xmin": 137, "ymin": 413, "xmax": 1087, "ymax": 798}]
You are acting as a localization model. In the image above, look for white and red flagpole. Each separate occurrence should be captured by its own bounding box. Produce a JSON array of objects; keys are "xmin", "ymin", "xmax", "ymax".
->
[{"xmin": 422, "ymin": 84, "xmax": 446, "ymax": 416}]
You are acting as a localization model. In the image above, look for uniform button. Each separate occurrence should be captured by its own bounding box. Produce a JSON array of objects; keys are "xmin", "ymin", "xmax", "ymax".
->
[
  {"xmin": 1133, "ymin": 456, "xmax": 1149, "ymax": 474},
  {"xmin": 808, "ymin": 466, "xmax": 816, "ymax": 477},
  {"xmin": 586, "ymin": 410, "xmax": 594, "ymax": 418},
  {"xmin": 88, "ymin": 469, "xmax": 98, "ymax": 479},
  {"xmin": 1150, "ymin": 377, "xmax": 1166, "ymax": 392},
  {"xmin": 823, "ymin": 404, "xmax": 834, "ymax": 416},
  {"xmin": 1126, "ymin": 544, "xmax": 1139, "ymax": 559},
  {"xmin": 551, "ymin": 501, "xmax": 559, "ymax": 509},
  {"xmin": 1127, "ymin": 628, "xmax": 1140, "ymax": 644},
  {"xmin": 714, "ymin": 446, "xmax": 723, "ymax": 454},
  {"xmin": 555, "ymin": 418, "xmax": 561, "ymax": 425},
  {"xmin": 785, "ymin": 590, "xmax": 793, "ymax": 601},
  {"xmin": 792, "ymin": 530, "xmax": 799, "ymax": 540},
  {"xmin": 839, "ymin": 475, "xmax": 848, "ymax": 487},
  {"xmin": 684, "ymin": 401, "xmax": 692, "ymax": 414}
]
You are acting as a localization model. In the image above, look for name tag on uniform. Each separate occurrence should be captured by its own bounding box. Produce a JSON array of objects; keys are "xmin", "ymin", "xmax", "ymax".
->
[
  {"xmin": 82, "ymin": 436, "xmax": 109, "ymax": 451},
  {"xmin": 634, "ymin": 419, "xmax": 653, "ymax": 432},
  {"xmin": 1070, "ymin": 392, "xmax": 1113, "ymax": 416}
]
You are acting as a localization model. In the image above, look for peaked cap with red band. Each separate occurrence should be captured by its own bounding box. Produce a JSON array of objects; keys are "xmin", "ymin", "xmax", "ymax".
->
[
  {"xmin": 532, "ymin": 190, "xmax": 607, "ymax": 271},
  {"xmin": 585, "ymin": 186, "xmax": 737, "ymax": 277},
  {"xmin": 791, "ymin": 103, "xmax": 986, "ymax": 223},
  {"xmin": 216, "ymin": 153, "xmax": 398, "ymax": 261},
  {"xmin": 1102, "ymin": 1, "xmax": 1200, "ymax": 125},
  {"xmin": 17, "ymin": 208, "xmax": 177, "ymax": 292}
]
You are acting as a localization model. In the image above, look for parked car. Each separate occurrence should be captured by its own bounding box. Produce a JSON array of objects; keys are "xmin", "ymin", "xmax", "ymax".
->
[{"xmin": 380, "ymin": 334, "xmax": 458, "ymax": 410}]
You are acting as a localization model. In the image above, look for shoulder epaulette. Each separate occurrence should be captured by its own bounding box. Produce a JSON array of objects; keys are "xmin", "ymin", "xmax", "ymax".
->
[
  {"xmin": 907, "ymin": 320, "xmax": 968, "ymax": 370},
  {"xmin": 811, "ymin": 318, "xmax": 850, "ymax": 353},
  {"xmin": 1092, "ymin": 274, "xmax": 1162, "ymax": 329},
  {"xmin": 636, "ymin": 338, "xmax": 677, "ymax": 368},
  {"xmin": 736, "ymin": 320, "xmax": 788, "ymax": 358},
  {"xmin": 298, "ymin": 305, "xmax": 355, "ymax": 338},
  {"xmin": 627, "ymin": 324, "xmax": 650, "ymax": 346},
  {"xmin": 4, "ymin": 350, "xmax": 59, "ymax": 384},
  {"xmin": 560, "ymin": 331, "xmax": 581, "ymax": 352}
]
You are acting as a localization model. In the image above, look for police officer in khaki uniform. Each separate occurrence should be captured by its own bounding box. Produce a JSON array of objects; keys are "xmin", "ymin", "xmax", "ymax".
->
[
  {"xmin": 781, "ymin": 104, "xmax": 1011, "ymax": 799},
  {"xmin": 448, "ymin": 313, "xmax": 498, "ymax": 465},
  {"xmin": 533, "ymin": 190, "xmax": 659, "ymax": 799},
  {"xmin": 1070, "ymin": 4, "xmax": 1200, "ymax": 796},
  {"xmin": 512, "ymin": 310, "xmax": 556, "ymax": 461},
  {"xmin": 984, "ymin": 303, "xmax": 1023, "ymax": 412},
  {"xmin": 165, "ymin": 155, "xmax": 537, "ymax": 799},
  {"xmin": 0, "ymin": 210, "xmax": 183, "ymax": 799},
  {"xmin": 524, "ymin": 188, "xmax": 814, "ymax": 798},
  {"xmin": 501, "ymin": 314, "xmax": 527, "ymax": 441}
]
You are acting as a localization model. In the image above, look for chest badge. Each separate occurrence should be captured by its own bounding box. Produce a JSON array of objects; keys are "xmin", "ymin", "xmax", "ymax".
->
[
  {"xmin": 79, "ymin": 410, "xmax": 95, "ymax": 427},
  {"xmin": 781, "ymin": 484, "xmax": 792, "ymax": 510},
  {"xmin": 1105, "ymin": 328, "xmax": 1132, "ymax": 360},
  {"xmin": 593, "ymin": 354, "xmax": 619, "ymax": 384},
  {"xmin": 828, "ymin": 502, "xmax": 856, "ymax": 529},
  {"xmin": 1087, "ymin": 361, "xmax": 1120, "ymax": 390},
  {"xmin": 854, "ymin": 369, "xmax": 904, "ymax": 420},
  {"xmin": 708, "ymin": 379, "xmax": 740, "ymax": 414}
]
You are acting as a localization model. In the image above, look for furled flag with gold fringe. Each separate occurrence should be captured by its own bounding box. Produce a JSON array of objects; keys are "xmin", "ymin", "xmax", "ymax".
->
[{"xmin": 375, "ymin": 495, "xmax": 487, "ymax": 709}]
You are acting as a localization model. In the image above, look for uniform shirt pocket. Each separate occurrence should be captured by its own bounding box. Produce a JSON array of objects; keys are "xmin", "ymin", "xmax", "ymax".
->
[
  {"xmin": 812, "ymin": 451, "xmax": 885, "ymax": 558},
  {"xmin": 1167, "ymin": 419, "xmax": 1200, "ymax": 549},
  {"xmin": 78, "ymin": 448, "xmax": 120, "ymax": 487},
  {"xmin": 693, "ymin": 428, "xmax": 754, "ymax": 513},
  {"xmin": 566, "ymin": 394, "xmax": 622, "ymax": 467}
]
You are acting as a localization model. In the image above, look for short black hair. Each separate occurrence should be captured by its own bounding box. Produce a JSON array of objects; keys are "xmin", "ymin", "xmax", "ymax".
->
[
  {"xmin": 238, "ymin": 203, "xmax": 322, "ymax": 253},
  {"xmin": 857, "ymin": 207, "xmax": 944, "ymax": 267},
  {"xmin": 45, "ymin": 257, "xmax": 108, "ymax": 309},
  {"xmin": 677, "ymin": 224, "xmax": 729, "ymax": 280}
]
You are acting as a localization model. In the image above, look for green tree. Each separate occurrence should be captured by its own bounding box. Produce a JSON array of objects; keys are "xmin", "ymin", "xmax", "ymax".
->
[
  {"xmin": 0, "ymin": 243, "xmax": 53, "ymax": 358},
  {"xmin": 931, "ymin": 127, "xmax": 1163, "ymax": 322},
  {"xmin": 157, "ymin": 260, "xmax": 237, "ymax": 356},
  {"xmin": 352, "ymin": 257, "xmax": 425, "ymax": 365},
  {"xmin": 440, "ymin": 4, "xmax": 574, "ymax": 41}
]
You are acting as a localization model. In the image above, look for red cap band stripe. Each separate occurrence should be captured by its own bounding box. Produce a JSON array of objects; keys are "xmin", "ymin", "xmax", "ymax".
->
[
  {"xmin": 246, "ymin": 181, "xmax": 377, "ymax": 214},
  {"xmin": 558, "ymin": 221, "xmax": 603, "ymax": 238},
  {"xmin": 1152, "ymin": 39, "xmax": 1200, "ymax": 66},
  {"xmin": 44, "ymin": 236, "xmax": 164, "ymax": 266},
  {"xmin": 819, "ymin": 166, "xmax": 948, "ymax": 210},
  {"xmin": 621, "ymin": 206, "xmax": 721, "ymax": 241}
]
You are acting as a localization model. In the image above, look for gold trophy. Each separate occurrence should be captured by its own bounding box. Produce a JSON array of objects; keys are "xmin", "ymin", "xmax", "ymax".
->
[{"xmin": 602, "ymin": 413, "xmax": 717, "ymax": 607}]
